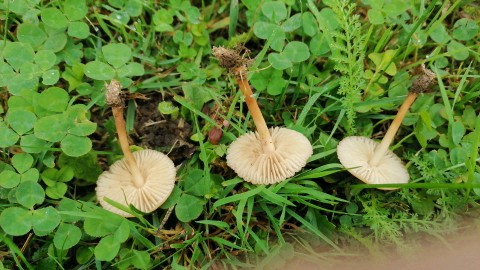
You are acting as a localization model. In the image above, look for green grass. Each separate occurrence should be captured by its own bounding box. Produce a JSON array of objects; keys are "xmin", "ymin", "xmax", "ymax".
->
[{"xmin": 0, "ymin": 0, "xmax": 479, "ymax": 269}]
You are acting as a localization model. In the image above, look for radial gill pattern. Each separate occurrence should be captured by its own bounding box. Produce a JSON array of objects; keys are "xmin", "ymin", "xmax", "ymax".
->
[
  {"xmin": 337, "ymin": 136, "xmax": 409, "ymax": 187},
  {"xmin": 226, "ymin": 127, "xmax": 313, "ymax": 185},
  {"xmin": 96, "ymin": 149, "xmax": 176, "ymax": 217}
]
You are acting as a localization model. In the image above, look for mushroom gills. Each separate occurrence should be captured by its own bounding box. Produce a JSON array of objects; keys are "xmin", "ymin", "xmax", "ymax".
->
[
  {"xmin": 96, "ymin": 149, "xmax": 176, "ymax": 217},
  {"xmin": 337, "ymin": 136, "xmax": 409, "ymax": 188},
  {"xmin": 227, "ymin": 127, "xmax": 313, "ymax": 185}
]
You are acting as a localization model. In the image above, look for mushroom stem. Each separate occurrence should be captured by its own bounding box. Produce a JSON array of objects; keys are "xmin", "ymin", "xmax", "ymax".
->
[
  {"xmin": 235, "ymin": 71, "xmax": 275, "ymax": 153},
  {"xmin": 370, "ymin": 92, "xmax": 417, "ymax": 166},
  {"xmin": 107, "ymin": 81, "xmax": 145, "ymax": 188}
]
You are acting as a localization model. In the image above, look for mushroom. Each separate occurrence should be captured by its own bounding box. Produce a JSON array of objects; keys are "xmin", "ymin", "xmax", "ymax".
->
[
  {"xmin": 227, "ymin": 126, "xmax": 313, "ymax": 184},
  {"xmin": 213, "ymin": 46, "xmax": 313, "ymax": 184},
  {"xmin": 96, "ymin": 80, "xmax": 176, "ymax": 217},
  {"xmin": 337, "ymin": 66, "xmax": 436, "ymax": 189}
]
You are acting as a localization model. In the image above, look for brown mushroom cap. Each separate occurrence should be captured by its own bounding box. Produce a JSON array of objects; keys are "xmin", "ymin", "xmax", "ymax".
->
[
  {"xmin": 226, "ymin": 127, "xmax": 313, "ymax": 184},
  {"xmin": 337, "ymin": 136, "xmax": 409, "ymax": 190},
  {"xmin": 96, "ymin": 149, "xmax": 176, "ymax": 217}
]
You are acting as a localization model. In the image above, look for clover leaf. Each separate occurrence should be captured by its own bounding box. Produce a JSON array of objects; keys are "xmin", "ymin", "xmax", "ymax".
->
[
  {"xmin": 253, "ymin": 21, "xmax": 285, "ymax": 51},
  {"xmin": 20, "ymin": 134, "xmax": 49, "ymax": 154},
  {"xmin": 34, "ymin": 114, "xmax": 70, "ymax": 142},
  {"xmin": 261, "ymin": 1, "xmax": 287, "ymax": 23},
  {"xmin": 16, "ymin": 180, "xmax": 45, "ymax": 209},
  {"xmin": 17, "ymin": 23, "xmax": 47, "ymax": 49},
  {"xmin": 368, "ymin": 50, "xmax": 398, "ymax": 76},
  {"xmin": 0, "ymin": 126, "xmax": 19, "ymax": 147},
  {"xmin": 42, "ymin": 166, "xmax": 74, "ymax": 199},
  {"xmin": 0, "ymin": 153, "xmax": 39, "ymax": 188},
  {"xmin": 12, "ymin": 153, "xmax": 34, "ymax": 174},
  {"xmin": 3, "ymin": 42, "xmax": 35, "ymax": 71},
  {"xmin": 64, "ymin": 0, "xmax": 88, "ymax": 21},
  {"xmin": 0, "ymin": 170, "xmax": 21, "ymax": 189},
  {"xmin": 6, "ymin": 110, "xmax": 36, "ymax": 135},
  {"xmin": 268, "ymin": 53, "xmax": 292, "ymax": 70},
  {"xmin": 268, "ymin": 41, "xmax": 311, "ymax": 70},
  {"xmin": 34, "ymin": 50, "xmax": 56, "ymax": 71},
  {"xmin": 84, "ymin": 61, "xmax": 116, "ymax": 80},
  {"xmin": 61, "ymin": 134, "xmax": 92, "ymax": 157},
  {"xmin": 41, "ymin": 8, "xmax": 69, "ymax": 29},
  {"xmin": 447, "ymin": 40, "xmax": 469, "ymax": 61},
  {"xmin": 0, "ymin": 205, "xmax": 61, "ymax": 237},
  {"xmin": 153, "ymin": 9, "xmax": 174, "ymax": 32},
  {"xmin": 175, "ymin": 193, "xmax": 205, "ymax": 222},
  {"xmin": 283, "ymin": 41, "xmax": 310, "ymax": 63},
  {"xmin": 54, "ymin": 223, "xmax": 82, "ymax": 250},
  {"xmin": 0, "ymin": 207, "xmax": 32, "ymax": 236},
  {"xmin": 102, "ymin": 43, "xmax": 132, "ymax": 69},
  {"xmin": 84, "ymin": 43, "xmax": 144, "ymax": 82},
  {"xmin": 452, "ymin": 18, "xmax": 479, "ymax": 41},
  {"xmin": 95, "ymin": 235, "xmax": 121, "ymax": 261},
  {"xmin": 39, "ymin": 87, "xmax": 70, "ymax": 112},
  {"xmin": 31, "ymin": 206, "xmax": 61, "ymax": 236}
]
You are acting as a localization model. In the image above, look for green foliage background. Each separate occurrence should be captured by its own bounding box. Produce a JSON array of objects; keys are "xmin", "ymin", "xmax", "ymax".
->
[{"xmin": 0, "ymin": 0, "xmax": 479, "ymax": 269}]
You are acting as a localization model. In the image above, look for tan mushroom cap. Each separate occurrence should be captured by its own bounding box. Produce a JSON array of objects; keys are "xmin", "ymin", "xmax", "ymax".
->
[
  {"xmin": 96, "ymin": 149, "xmax": 176, "ymax": 217},
  {"xmin": 337, "ymin": 136, "xmax": 409, "ymax": 190},
  {"xmin": 226, "ymin": 127, "xmax": 313, "ymax": 184}
]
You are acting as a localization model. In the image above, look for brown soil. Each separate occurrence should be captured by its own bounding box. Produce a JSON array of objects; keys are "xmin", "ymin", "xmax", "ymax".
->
[
  {"xmin": 131, "ymin": 92, "xmax": 195, "ymax": 165},
  {"xmin": 90, "ymin": 90, "xmax": 195, "ymax": 167}
]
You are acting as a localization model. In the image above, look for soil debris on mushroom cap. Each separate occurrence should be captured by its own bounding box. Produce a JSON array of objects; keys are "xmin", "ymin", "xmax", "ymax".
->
[
  {"xmin": 105, "ymin": 80, "xmax": 123, "ymax": 107},
  {"xmin": 411, "ymin": 64, "xmax": 436, "ymax": 94},
  {"xmin": 212, "ymin": 45, "xmax": 253, "ymax": 76}
]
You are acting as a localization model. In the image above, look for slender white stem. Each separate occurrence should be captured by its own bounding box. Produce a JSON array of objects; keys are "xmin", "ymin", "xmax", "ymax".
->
[{"xmin": 370, "ymin": 93, "xmax": 418, "ymax": 166}]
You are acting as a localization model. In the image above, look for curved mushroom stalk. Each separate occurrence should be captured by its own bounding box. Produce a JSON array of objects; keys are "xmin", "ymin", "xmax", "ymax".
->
[
  {"xmin": 105, "ymin": 80, "xmax": 144, "ymax": 187},
  {"xmin": 369, "ymin": 92, "xmax": 417, "ymax": 166},
  {"xmin": 111, "ymin": 105, "xmax": 145, "ymax": 187},
  {"xmin": 96, "ymin": 80, "xmax": 176, "ymax": 217},
  {"xmin": 213, "ymin": 46, "xmax": 313, "ymax": 184},
  {"xmin": 337, "ymin": 66, "xmax": 436, "ymax": 189},
  {"xmin": 235, "ymin": 72, "xmax": 275, "ymax": 153}
]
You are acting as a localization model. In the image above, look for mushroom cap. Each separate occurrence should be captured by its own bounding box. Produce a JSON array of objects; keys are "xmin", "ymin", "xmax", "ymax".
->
[
  {"xmin": 96, "ymin": 149, "xmax": 176, "ymax": 217},
  {"xmin": 336, "ymin": 136, "xmax": 409, "ymax": 190},
  {"xmin": 226, "ymin": 127, "xmax": 313, "ymax": 185}
]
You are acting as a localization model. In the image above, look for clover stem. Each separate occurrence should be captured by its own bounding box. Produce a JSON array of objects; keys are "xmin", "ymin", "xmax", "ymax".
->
[
  {"xmin": 370, "ymin": 92, "xmax": 418, "ymax": 166},
  {"xmin": 235, "ymin": 70, "xmax": 275, "ymax": 153}
]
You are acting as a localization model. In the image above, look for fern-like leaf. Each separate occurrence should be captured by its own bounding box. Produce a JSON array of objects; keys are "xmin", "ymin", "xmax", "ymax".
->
[{"xmin": 310, "ymin": 0, "xmax": 366, "ymax": 134}]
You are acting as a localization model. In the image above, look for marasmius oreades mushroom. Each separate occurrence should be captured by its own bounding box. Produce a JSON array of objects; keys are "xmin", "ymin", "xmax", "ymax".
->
[
  {"xmin": 213, "ymin": 46, "xmax": 313, "ymax": 185},
  {"xmin": 96, "ymin": 80, "xmax": 176, "ymax": 217},
  {"xmin": 337, "ymin": 66, "xmax": 436, "ymax": 190}
]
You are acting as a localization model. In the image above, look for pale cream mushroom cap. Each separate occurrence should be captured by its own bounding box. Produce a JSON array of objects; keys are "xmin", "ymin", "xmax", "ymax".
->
[
  {"xmin": 337, "ymin": 136, "xmax": 409, "ymax": 190},
  {"xmin": 226, "ymin": 127, "xmax": 313, "ymax": 184},
  {"xmin": 96, "ymin": 149, "xmax": 176, "ymax": 217}
]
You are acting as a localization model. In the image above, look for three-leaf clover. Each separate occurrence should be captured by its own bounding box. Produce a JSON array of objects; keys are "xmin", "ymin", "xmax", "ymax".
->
[
  {"xmin": 41, "ymin": 0, "xmax": 90, "ymax": 39},
  {"xmin": 84, "ymin": 43, "xmax": 144, "ymax": 85},
  {"xmin": 0, "ymin": 178, "xmax": 61, "ymax": 236},
  {"xmin": 0, "ymin": 153, "xmax": 39, "ymax": 189}
]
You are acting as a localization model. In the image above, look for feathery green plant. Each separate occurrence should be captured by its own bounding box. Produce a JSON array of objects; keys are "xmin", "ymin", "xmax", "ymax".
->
[{"xmin": 309, "ymin": 0, "xmax": 366, "ymax": 134}]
